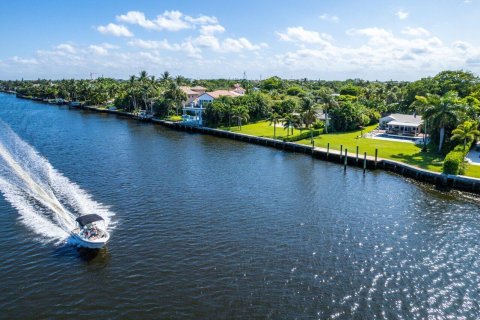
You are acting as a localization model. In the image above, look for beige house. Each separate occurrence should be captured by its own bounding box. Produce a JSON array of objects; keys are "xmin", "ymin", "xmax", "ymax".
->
[{"xmin": 180, "ymin": 86, "xmax": 207, "ymax": 106}]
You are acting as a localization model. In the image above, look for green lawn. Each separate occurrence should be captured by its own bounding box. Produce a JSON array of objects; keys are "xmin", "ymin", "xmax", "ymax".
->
[
  {"xmin": 297, "ymin": 125, "xmax": 444, "ymax": 172},
  {"xmin": 222, "ymin": 121, "xmax": 303, "ymax": 139},
  {"xmin": 225, "ymin": 121, "xmax": 444, "ymax": 172},
  {"xmin": 223, "ymin": 121, "xmax": 480, "ymax": 178},
  {"xmin": 465, "ymin": 165, "xmax": 480, "ymax": 178}
]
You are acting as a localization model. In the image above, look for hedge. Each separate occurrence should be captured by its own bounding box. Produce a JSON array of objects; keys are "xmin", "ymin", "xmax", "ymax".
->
[
  {"xmin": 442, "ymin": 142, "xmax": 473, "ymax": 175},
  {"xmin": 282, "ymin": 129, "xmax": 321, "ymax": 142}
]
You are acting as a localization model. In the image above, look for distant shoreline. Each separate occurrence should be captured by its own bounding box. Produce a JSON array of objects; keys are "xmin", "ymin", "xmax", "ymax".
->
[{"xmin": 2, "ymin": 91, "xmax": 480, "ymax": 194}]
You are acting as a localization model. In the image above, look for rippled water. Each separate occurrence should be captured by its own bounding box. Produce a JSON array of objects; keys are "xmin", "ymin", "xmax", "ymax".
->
[{"xmin": 0, "ymin": 93, "xmax": 479, "ymax": 319}]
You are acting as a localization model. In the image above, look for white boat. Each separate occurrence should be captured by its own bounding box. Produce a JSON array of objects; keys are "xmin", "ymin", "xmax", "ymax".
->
[{"xmin": 71, "ymin": 214, "xmax": 110, "ymax": 249}]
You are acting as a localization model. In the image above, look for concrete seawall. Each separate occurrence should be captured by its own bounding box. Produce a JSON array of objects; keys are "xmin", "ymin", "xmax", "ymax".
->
[
  {"xmin": 4, "ymin": 93, "xmax": 480, "ymax": 194},
  {"xmin": 152, "ymin": 119, "xmax": 480, "ymax": 194}
]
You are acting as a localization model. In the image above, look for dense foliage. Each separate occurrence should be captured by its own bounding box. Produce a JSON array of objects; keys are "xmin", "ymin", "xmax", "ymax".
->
[{"xmin": 2, "ymin": 70, "xmax": 480, "ymax": 156}]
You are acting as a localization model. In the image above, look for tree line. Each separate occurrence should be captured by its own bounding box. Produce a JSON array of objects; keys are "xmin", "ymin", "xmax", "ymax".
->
[{"xmin": 2, "ymin": 70, "xmax": 480, "ymax": 154}]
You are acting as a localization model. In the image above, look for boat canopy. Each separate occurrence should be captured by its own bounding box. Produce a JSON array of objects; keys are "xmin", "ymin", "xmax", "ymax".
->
[{"xmin": 76, "ymin": 214, "xmax": 104, "ymax": 227}]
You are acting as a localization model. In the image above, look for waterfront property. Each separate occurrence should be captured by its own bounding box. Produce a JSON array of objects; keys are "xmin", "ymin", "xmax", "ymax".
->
[
  {"xmin": 379, "ymin": 113, "xmax": 423, "ymax": 136},
  {"xmin": 3, "ymin": 92, "xmax": 480, "ymax": 319},
  {"xmin": 181, "ymin": 84, "xmax": 246, "ymax": 125}
]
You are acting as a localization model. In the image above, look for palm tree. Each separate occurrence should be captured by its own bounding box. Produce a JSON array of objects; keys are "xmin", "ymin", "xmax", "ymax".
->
[
  {"xmin": 127, "ymin": 75, "xmax": 138, "ymax": 112},
  {"xmin": 139, "ymin": 70, "xmax": 148, "ymax": 82},
  {"xmin": 451, "ymin": 121, "xmax": 480, "ymax": 150},
  {"xmin": 283, "ymin": 113, "xmax": 296, "ymax": 136},
  {"xmin": 302, "ymin": 108, "xmax": 320, "ymax": 143},
  {"xmin": 161, "ymin": 71, "xmax": 171, "ymax": 84},
  {"xmin": 268, "ymin": 112, "xmax": 282, "ymax": 139},
  {"xmin": 418, "ymin": 92, "xmax": 464, "ymax": 153},
  {"xmin": 319, "ymin": 93, "xmax": 338, "ymax": 133},
  {"xmin": 232, "ymin": 106, "xmax": 250, "ymax": 130},
  {"xmin": 164, "ymin": 82, "xmax": 187, "ymax": 116}
]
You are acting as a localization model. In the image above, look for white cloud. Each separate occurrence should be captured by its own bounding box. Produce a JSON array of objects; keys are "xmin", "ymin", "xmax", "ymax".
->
[
  {"xmin": 97, "ymin": 23, "xmax": 133, "ymax": 37},
  {"xmin": 222, "ymin": 38, "xmax": 264, "ymax": 52},
  {"xmin": 347, "ymin": 27, "xmax": 392, "ymax": 39},
  {"xmin": 185, "ymin": 15, "xmax": 218, "ymax": 25},
  {"xmin": 56, "ymin": 43, "xmax": 76, "ymax": 54},
  {"xmin": 11, "ymin": 56, "xmax": 39, "ymax": 64},
  {"xmin": 154, "ymin": 10, "xmax": 191, "ymax": 31},
  {"xmin": 88, "ymin": 45, "xmax": 109, "ymax": 56},
  {"xmin": 453, "ymin": 41, "xmax": 471, "ymax": 51},
  {"xmin": 128, "ymin": 39, "xmax": 175, "ymax": 50},
  {"xmin": 128, "ymin": 38, "xmax": 202, "ymax": 58},
  {"xmin": 395, "ymin": 10, "xmax": 409, "ymax": 20},
  {"xmin": 273, "ymin": 25, "xmax": 480, "ymax": 80},
  {"xmin": 200, "ymin": 24, "xmax": 225, "ymax": 35},
  {"xmin": 115, "ymin": 10, "xmax": 218, "ymax": 32},
  {"xmin": 116, "ymin": 11, "xmax": 157, "ymax": 29},
  {"xmin": 193, "ymin": 35, "xmax": 266, "ymax": 53},
  {"xmin": 277, "ymin": 26, "xmax": 332, "ymax": 46},
  {"xmin": 401, "ymin": 27, "xmax": 430, "ymax": 37},
  {"xmin": 193, "ymin": 35, "xmax": 221, "ymax": 51},
  {"xmin": 319, "ymin": 14, "xmax": 339, "ymax": 23}
]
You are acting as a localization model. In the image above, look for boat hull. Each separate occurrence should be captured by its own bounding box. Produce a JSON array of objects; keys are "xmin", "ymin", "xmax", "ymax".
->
[{"xmin": 70, "ymin": 232, "xmax": 110, "ymax": 249}]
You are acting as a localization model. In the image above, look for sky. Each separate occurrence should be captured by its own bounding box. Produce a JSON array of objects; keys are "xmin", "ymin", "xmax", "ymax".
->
[{"xmin": 1, "ymin": 0, "xmax": 479, "ymax": 81}]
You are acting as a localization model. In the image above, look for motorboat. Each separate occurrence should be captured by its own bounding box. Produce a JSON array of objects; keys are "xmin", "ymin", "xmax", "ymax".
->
[{"xmin": 71, "ymin": 214, "xmax": 110, "ymax": 249}]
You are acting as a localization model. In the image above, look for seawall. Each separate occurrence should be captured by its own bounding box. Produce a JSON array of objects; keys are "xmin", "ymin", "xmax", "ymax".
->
[
  {"xmin": 5, "ymin": 93, "xmax": 480, "ymax": 194},
  {"xmin": 152, "ymin": 119, "xmax": 480, "ymax": 194}
]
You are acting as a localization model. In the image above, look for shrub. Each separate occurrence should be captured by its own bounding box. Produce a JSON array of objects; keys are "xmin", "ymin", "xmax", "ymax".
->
[
  {"xmin": 283, "ymin": 129, "xmax": 321, "ymax": 142},
  {"xmin": 313, "ymin": 121, "xmax": 325, "ymax": 130},
  {"xmin": 443, "ymin": 150, "xmax": 465, "ymax": 175},
  {"xmin": 168, "ymin": 115, "xmax": 183, "ymax": 122}
]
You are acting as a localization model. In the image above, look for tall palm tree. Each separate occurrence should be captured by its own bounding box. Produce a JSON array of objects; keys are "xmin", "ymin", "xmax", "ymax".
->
[
  {"xmin": 319, "ymin": 93, "xmax": 338, "ymax": 133},
  {"xmin": 451, "ymin": 121, "xmax": 480, "ymax": 150},
  {"xmin": 127, "ymin": 75, "xmax": 138, "ymax": 112},
  {"xmin": 232, "ymin": 106, "xmax": 250, "ymax": 130},
  {"xmin": 418, "ymin": 92, "xmax": 464, "ymax": 153},
  {"xmin": 268, "ymin": 112, "xmax": 282, "ymax": 139}
]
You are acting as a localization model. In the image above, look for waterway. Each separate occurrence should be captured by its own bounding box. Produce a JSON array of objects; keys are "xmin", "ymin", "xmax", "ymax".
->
[{"xmin": 0, "ymin": 93, "xmax": 479, "ymax": 319}]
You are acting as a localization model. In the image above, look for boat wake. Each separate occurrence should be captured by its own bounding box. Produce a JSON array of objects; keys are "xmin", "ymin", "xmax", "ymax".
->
[{"xmin": 0, "ymin": 121, "xmax": 114, "ymax": 245}]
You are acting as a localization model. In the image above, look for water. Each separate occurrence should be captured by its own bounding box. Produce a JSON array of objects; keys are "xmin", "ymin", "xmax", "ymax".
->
[{"xmin": 0, "ymin": 93, "xmax": 479, "ymax": 319}]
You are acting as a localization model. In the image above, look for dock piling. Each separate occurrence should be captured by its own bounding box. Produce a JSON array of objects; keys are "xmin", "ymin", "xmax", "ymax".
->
[
  {"xmin": 356, "ymin": 146, "xmax": 359, "ymax": 164},
  {"xmin": 363, "ymin": 152, "xmax": 367, "ymax": 175},
  {"xmin": 344, "ymin": 149, "xmax": 348, "ymax": 172},
  {"xmin": 375, "ymin": 149, "xmax": 378, "ymax": 168}
]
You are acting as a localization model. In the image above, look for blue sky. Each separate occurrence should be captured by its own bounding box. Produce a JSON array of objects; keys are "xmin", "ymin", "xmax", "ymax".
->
[{"xmin": 1, "ymin": 0, "xmax": 479, "ymax": 80}]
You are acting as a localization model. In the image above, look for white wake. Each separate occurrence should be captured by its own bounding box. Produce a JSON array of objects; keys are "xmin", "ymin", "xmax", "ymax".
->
[{"xmin": 0, "ymin": 121, "xmax": 114, "ymax": 244}]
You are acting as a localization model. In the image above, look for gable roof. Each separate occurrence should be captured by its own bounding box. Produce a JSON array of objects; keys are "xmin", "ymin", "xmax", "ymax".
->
[
  {"xmin": 380, "ymin": 113, "xmax": 422, "ymax": 124},
  {"xmin": 191, "ymin": 85, "xmax": 207, "ymax": 91},
  {"xmin": 180, "ymin": 86, "xmax": 198, "ymax": 95},
  {"xmin": 200, "ymin": 90, "xmax": 242, "ymax": 99}
]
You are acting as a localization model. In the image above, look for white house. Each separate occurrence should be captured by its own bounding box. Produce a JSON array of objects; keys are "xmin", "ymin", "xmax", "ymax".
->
[
  {"xmin": 379, "ymin": 113, "xmax": 423, "ymax": 136},
  {"xmin": 182, "ymin": 86, "xmax": 245, "ymax": 126}
]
